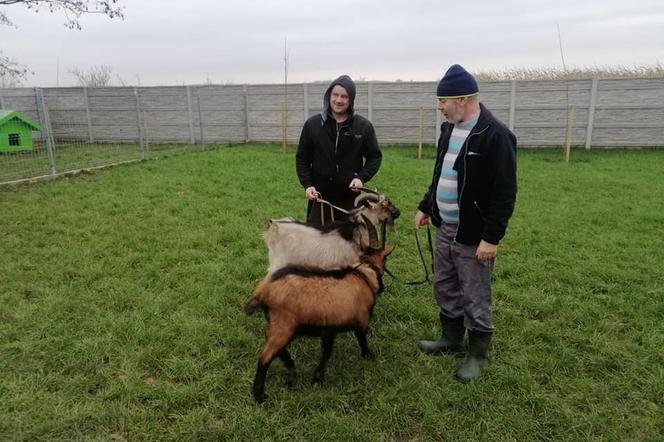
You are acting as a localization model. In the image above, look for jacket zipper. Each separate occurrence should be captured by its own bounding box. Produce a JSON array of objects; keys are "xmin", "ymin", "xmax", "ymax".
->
[
  {"xmin": 335, "ymin": 121, "xmax": 349, "ymax": 172},
  {"xmin": 335, "ymin": 123, "xmax": 340, "ymax": 154}
]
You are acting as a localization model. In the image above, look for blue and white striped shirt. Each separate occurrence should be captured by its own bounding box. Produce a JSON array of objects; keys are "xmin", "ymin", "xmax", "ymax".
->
[{"xmin": 436, "ymin": 116, "xmax": 478, "ymax": 223}]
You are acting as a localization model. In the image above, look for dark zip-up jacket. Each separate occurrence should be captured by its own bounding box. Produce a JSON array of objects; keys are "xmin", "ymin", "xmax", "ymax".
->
[
  {"xmin": 296, "ymin": 76, "xmax": 382, "ymax": 207},
  {"xmin": 417, "ymin": 103, "xmax": 517, "ymax": 245}
]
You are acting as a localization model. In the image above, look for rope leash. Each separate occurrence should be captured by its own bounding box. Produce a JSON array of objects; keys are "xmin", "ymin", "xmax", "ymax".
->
[
  {"xmin": 314, "ymin": 189, "xmax": 434, "ymax": 285},
  {"xmin": 315, "ymin": 193, "xmax": 350, "ymax": 224},
  {"xmin": 314, "ymin": 187, "xmax": 377, "ymax": 224},
  {"xmin": 384, "ymin": 226, "xmax": 434, "ymax": 286}
]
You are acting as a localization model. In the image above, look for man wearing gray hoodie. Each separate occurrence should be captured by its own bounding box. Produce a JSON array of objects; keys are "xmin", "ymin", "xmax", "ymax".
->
[{"xmin": 296, "ymin": 75, "xmax": 382, "ymax": 225}]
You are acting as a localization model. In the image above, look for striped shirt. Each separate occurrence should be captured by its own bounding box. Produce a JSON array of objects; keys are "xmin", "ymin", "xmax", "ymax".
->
[{"xmin": 436, "ymin": 116, "xmax": 479, "ymax": 223}]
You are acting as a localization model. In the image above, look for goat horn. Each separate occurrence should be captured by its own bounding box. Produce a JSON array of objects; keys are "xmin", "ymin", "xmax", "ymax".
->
[
  {"xmin": 361, "ymin": 214, "xmax": 380, "ymax": 249},
  {"xmin": 357, "ymin": 187, "xmax": 379, "ymax": 195},
  {"xmin": 354, "ymin": 192, "xmax": 380, "ymax": 207}
]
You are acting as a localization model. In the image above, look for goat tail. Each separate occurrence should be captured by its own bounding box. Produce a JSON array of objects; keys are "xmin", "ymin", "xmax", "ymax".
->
[{"xmin": 244, "ymin": 296, "xmax": 262, "ymax": 315}]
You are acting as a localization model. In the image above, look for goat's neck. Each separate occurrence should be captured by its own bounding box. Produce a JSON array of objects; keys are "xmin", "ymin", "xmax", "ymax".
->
[
  {"xmin": 355, "ymin": 262, "xmax": 382, "ymax": 294},
  {"xmin": 352, "ymin": 224, "xmax": 369, "ymax": 250},
  {"xmin": 349, "ymin": 214, "xmax": 377, "ymax": 250}
]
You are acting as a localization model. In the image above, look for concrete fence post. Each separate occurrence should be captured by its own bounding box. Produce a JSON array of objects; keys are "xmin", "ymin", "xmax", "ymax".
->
[
  {"xmin": 186, "ymin": 85, "xmax": 195, "ymax": 145},
  {"xmin": 197, "ymin": 93, "xmax": 205, "ymax": 150},
  {"xmin": 509, "ymin": 80, "xmax": 517, "ymax": 132},
  {"xmin": 367, "ymin": 81, "xmax": 374, "ymax": 122},
  {"xmin": 133, "ymin": 88, "xmax": 145, "ymax": 159},
  {"xmin": 585, "ymin": 78, "xmax": 598, "ymax": 150},
  {"xmin": 0, "ymin": 91, "xmax": 5, "ymax": 109},
  {"xmin": 434, "ymin": 98, "xmax": 441, "ymax": 146},
  {"xmin": 243, "ymin": 84, "xmax": 249, "ymax": 143},
  {"xmin": 35, "ymin": 88, "xmax": 56, "ymax": 175},
  {"xmin": 303, "ymin": 82, "xmax": 309, "ymax": 122},
  {"xmin": 83, "ymin": 87, "xmax": 94, "ymax": 142}
]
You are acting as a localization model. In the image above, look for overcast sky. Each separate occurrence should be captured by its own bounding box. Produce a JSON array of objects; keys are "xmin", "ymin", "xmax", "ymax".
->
[{"xmin": 2, "ymin": 0, "xmax": 663, "ymax": 87}]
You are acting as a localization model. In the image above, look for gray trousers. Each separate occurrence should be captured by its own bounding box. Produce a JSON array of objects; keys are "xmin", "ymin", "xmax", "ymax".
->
[{"xmin": 433, "ymin": 222, "xmax": 495, "ymax": 333}]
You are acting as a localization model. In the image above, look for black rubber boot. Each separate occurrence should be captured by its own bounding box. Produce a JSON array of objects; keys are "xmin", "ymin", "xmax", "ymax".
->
[
  {"xmin": 455, "ymin": 330, "xmax": 492, "ymax": 383},
  {"xmin": 418, "ymin": 313, "xmax": 465, "ymax": 355}
]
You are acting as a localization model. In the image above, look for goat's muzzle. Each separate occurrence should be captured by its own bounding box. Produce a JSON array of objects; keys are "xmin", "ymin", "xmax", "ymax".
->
[{"xmin": 391, "ymin": 206, "xmax": 401, "ymax": 220}]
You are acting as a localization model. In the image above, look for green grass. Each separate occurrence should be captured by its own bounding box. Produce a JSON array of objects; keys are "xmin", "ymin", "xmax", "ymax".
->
[{"xmin": 1, "ymin": 145, "xmax": 663, "ymax": 441}]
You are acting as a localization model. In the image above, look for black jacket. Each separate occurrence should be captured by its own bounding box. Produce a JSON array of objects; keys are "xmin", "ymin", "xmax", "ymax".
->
[
  {"xmin": 296, "ymin": 76, "xmax": 382, "ymax": 207},
  {"xmin": 417, "ymin": 103, "xmax": 517, "ymax": 245}
]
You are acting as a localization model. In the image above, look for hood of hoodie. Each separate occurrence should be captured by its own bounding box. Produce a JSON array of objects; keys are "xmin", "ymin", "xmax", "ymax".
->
[{"xmin": 322, "ymin": 75, "xmax": 356, "ymax": 123}]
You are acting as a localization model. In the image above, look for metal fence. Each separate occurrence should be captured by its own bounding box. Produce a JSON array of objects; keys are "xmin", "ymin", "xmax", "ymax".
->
[{"xmin": 1, "ymin": 77, "xmax": 663, "ymax": 184}]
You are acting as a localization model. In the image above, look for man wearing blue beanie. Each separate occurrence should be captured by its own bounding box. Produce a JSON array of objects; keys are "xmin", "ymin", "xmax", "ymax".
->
[{"xmin": 415, "ymin": 64, "xmax": 517, "ymax": 382}]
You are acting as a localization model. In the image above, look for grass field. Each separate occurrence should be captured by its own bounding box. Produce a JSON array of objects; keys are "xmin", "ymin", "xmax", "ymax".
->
[
  {"xmin": 0, "ymin": 142, "xmax": 202, "ymax": 183},
  {"xmin": 1, "ymin": 145, "xmax": 663, "ymax": 441}
]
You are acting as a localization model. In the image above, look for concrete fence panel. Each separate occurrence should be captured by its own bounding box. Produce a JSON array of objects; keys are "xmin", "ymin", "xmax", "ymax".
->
[{"xmin": 1, "ymin": 77, "xmax": 663, "ymax": 148}]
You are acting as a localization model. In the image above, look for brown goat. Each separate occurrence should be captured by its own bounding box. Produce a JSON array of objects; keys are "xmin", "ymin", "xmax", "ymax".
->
[{"xmin": 244, "ymin": 245, "xmax": 395, "ymax": 403}]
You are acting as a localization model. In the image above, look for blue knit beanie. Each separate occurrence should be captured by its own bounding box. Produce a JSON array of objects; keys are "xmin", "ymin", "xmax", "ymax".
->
[{"xmin": 436, "ymin": 64, "xmax": 479, "ymax": 99}]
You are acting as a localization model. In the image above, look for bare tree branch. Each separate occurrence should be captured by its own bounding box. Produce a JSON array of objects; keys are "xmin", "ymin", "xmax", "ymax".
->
[
  {"xmin": 0, "ymin": 1, "xmax": 124, "ymax": 83},
  {"xmin": 0, "ymin": 0, "xmax": 124, "ymax": 29},
  {"xmin": 0, "ymin": 72, "xmax": 24, "ymax": 87},
  {"xmin": 0, "ymin": 10, "xmax": 15, "ymax": 25},
  {"xmin": 69, "ymin": 64, "xmax": 113, "ymax": 87},
  {"xmin": 0, "ymin": 51, "xmax": 29, "ymax": 81}
]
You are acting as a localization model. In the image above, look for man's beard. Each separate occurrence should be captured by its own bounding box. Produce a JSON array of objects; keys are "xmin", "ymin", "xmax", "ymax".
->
[{"xmin": 444, "ymin": 114, "xmax": 460, "ymax": 124}]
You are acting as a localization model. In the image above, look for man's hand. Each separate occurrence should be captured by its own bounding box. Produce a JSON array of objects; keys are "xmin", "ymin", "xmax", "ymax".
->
[
  {"xmin": 305, "ymin": 186, "xmax": 318, "ymax": 200},
  {"xmin": 414, "ymin": 210, "xmax": 430, "ymax": 229},
  {"xmin": 349, "ymin": 178, "xmax": 363, "ymax": 191},
  {"xmin": 476, "ymin": 240, "xmax": 497, "ymax": 261}
]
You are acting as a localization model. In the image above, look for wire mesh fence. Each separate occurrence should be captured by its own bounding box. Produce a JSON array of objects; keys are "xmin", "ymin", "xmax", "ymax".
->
[
  {"xmin": 0, "ymin": 110, "xmax": 51, "ymax": 182},
  {"xmin": 0, "ymin": 87, "xmax": 211, "ymax": 184}
]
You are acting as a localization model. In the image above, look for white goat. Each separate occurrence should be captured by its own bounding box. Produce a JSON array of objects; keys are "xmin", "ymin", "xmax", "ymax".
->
[{"xmin": 264, "ymin": 192, "xmax": 400, "ymax": 275}]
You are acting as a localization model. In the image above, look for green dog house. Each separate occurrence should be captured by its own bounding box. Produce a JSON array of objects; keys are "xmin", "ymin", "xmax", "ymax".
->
[{"xmin": 0, "ymin": 110, "xmax": 42, "ymax": 152}]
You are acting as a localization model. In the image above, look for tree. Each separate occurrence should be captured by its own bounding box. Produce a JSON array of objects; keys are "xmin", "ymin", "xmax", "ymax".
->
[
  {"xmin": 0, "ymin": 53, "xmax": 27, "ymax": 84},
  {"xmin": 1, "ymin": 71, "xmax": 24, "ymax": 88},
  {"xmin": 69, "ymin": 64, "xmax": 113, "ymax": 87},
  {"xmin": 0, "ymin": 0, "xmax": 123, "ymax": 29},
  {"xmin": 0, "ymin": 0, "xmax": 124, "ymax": 82}
]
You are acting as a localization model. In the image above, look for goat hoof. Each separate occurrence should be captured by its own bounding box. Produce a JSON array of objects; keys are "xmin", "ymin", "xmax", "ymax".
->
[
  {"xmin": 362, "ymin": 350, "xmax": 375, "ymax": 359},
  {"xmin": 253, "ymin": 389, "xmax": 268, "ymax": 404},
  {"xmin": 311, "ymin": 374, "xmax": 324, "ymax": 386}
]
